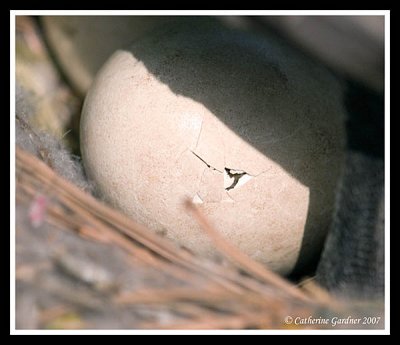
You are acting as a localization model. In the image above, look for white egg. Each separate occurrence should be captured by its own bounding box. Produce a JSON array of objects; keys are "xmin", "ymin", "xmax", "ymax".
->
[{"xmin": 80, "ymin": 22, "xmax": 345, "ymax": 275}]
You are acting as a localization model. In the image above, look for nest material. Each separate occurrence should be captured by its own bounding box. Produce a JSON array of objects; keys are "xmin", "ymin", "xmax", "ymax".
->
[{"xmin": 15, "ymin": 147, "xmax": 385, "ymax": 330}]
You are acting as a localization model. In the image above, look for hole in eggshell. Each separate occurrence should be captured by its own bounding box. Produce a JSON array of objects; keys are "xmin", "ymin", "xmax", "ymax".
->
[{"xmin": 224, "ymin": 168, "xmax": 253, "ymax": 191}]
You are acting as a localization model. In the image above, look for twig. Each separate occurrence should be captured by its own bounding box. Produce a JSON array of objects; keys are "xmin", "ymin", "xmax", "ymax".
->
[{"xmin": 184, "ymin": 200, "xmax": 312, "ymax": 303}]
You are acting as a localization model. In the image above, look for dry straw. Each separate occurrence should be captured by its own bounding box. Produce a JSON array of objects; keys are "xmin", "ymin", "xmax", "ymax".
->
[{"xmin": 16, "ymin": 146, "xmax": 342, "ymax": 329}]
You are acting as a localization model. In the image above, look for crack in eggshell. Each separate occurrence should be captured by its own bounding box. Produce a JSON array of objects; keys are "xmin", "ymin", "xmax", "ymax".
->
[
  {"xmin": 190, "ymin": 149, "xmax": 255, "ymax": 202},
  {"xmin": 197, "ymin": 167, "xmax": 225, "ymax": 203},
  {"xmin": 190, "ymin": 150, "xmax": 223, "ymax": 173},
  {"xmin": 192, "ymin": 193, "xmax": 204, "ymax": 204},
  {"xmin": 192, "ymin": 115, "xmax": 226, "ymax": 173}
]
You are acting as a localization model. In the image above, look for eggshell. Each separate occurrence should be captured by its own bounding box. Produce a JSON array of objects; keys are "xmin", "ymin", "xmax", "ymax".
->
[{"xmin": 80, "ymin": 23, "xmax": 345, "ymax": 275}]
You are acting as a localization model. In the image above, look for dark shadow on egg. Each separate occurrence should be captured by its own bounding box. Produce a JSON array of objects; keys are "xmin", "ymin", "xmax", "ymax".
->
[{"xmin": 94, "ymin": 18, "xmax": 347, "ymax": 276}]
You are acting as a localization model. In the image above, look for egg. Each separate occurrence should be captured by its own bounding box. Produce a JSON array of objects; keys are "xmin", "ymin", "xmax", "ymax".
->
[{"xmin": 80, "ymin": 22, "xmax": 345, "ymax": 275}]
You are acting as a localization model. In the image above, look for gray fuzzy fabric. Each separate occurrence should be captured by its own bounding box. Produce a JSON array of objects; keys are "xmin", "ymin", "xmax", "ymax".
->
[
  {"xmin": 316, "ymin": 152, "xmax": 384, "ymax": 298},
  {"xmin": 16, "ymin": 83, "xmax": 93, "ymax": 193},
  {"xmin": 316, "ymin": 81, "xmax": 384, "ymax": 299}
]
